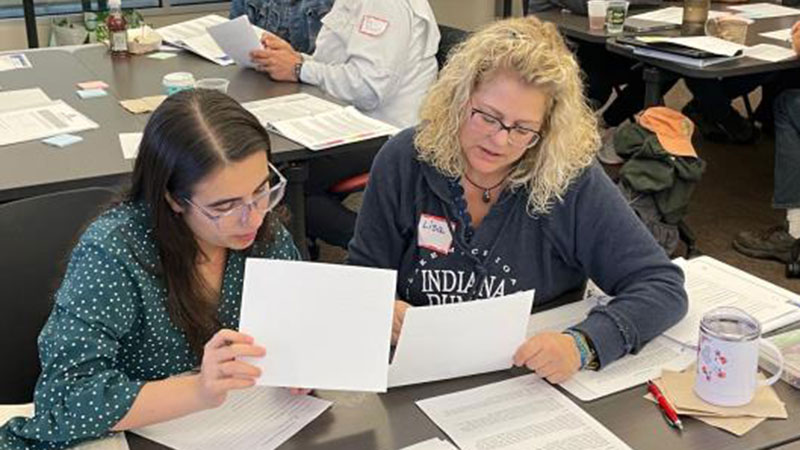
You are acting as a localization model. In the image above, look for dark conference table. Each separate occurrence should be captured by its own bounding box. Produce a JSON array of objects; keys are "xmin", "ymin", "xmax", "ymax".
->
[
  {"xmin": 0, "ymin": 46, "xmax": 388, "ymax": 255},
  {"xmin": 534, "ymin": 3, "xmax": 800, "ymax": 106},
  {"xmin": 121, "ymin": 366, "xmax": 800, "ymax": 450}
]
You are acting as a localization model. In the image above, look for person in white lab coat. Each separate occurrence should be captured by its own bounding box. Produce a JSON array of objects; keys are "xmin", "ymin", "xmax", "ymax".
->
[{"xmin": 249, "ymin": 0, "xmax": 440, "ymax": 252}]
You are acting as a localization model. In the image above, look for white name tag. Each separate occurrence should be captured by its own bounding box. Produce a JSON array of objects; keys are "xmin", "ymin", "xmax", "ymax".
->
[
  {"xmin": 359, "ymin": 15, "xmax": 389, "ymax": 36},
  {"xmin": 418, "ymin": 214, "xmax": 453, "ymax": 254}
]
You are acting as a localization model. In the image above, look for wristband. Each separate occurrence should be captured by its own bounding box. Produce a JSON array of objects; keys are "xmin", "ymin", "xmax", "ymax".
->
[{"xmin": 563, "ymin": 329, "xmax": 598, "ymax": 370}]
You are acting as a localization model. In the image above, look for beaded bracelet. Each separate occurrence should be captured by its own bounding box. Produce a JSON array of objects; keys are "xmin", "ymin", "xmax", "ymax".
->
[{"xmin": 563, "ymin": 329, "xmax": 593, "ymax": 370}]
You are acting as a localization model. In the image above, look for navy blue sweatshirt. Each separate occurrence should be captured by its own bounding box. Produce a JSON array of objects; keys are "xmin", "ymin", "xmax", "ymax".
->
[{"xmin": 348, "ymin": 128, "xmax": 688, "ymax": 368}]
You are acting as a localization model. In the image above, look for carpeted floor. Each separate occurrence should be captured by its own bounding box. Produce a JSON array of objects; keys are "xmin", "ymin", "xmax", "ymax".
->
[{"xmin": 317, "ymin": 82, "xmax": 800, "ymax": 294}]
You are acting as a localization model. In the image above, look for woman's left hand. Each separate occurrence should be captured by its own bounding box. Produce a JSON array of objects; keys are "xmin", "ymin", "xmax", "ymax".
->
[{"xmin": 513, "ymin": 332, "xmax": 581, "ymax": 384}]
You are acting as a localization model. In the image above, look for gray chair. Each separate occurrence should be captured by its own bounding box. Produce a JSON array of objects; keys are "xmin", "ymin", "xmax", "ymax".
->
[
  {"xmin": 436, "ymin": 24, "xmax": 470, "ymax": 71},
  {"xmin": 0, "ymin": 187, "xmax": 117, "ymax": 404}
]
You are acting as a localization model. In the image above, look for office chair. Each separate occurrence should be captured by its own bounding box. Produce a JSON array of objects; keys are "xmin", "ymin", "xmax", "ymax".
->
[
  {"xmin": 0, "ymin": 187, "xmax": 117, "ymax": 404},
  {"xmin": 327, "ymin": 25, "xmax": 471, "ymax": 196}
]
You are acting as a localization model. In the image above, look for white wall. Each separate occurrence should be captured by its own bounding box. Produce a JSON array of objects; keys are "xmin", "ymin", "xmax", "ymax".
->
[{"xmin": 0, "ymin": 0, "xmax": 521, "ymax": 51}]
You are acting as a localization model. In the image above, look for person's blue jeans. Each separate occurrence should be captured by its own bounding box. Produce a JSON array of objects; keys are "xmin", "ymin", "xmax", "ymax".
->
[{"xmin": 773, "ymin": 89, "xmax": 800, "ymax": 209}]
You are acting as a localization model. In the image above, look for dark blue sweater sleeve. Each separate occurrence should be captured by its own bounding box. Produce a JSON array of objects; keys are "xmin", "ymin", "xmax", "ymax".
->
[
  {"xmin": 347, "ymin": 128, "xmax": 415, "ymax": 273},
  {"xmin": 547, "ymin": 164, "xmax": 688, "ymax": 368}
]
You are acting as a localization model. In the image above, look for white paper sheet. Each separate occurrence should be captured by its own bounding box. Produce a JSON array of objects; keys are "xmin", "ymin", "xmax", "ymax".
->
[
  {"xmin": 0, "ymin": 100, "xmax": 98, "ymax": 147},
  {"xmin": 207, "ymin": 15, "xmax": 262, "ymax": 69},
  {"xmin": 244, "ymin": 93, "xmax": 341, "ymax": 123},
  {"xmin": 0, "ymin": 53, "xmax": 32, "ymax": 72},
  {"xmin": 0, "ymin": 403, "xmax": 130, "ymax": 450},
  {"xmin": 157, "ymin": 15, "xmax": 267, "ymax": 66},
  {"xmin": 243, "ymin": 94, "xmax": 398, "ymax": 150},
  {"xmin": 133, "ymin": 387, "xmax": 331, "ymax": 450},
  {"xmin": 628, "ymin": 7, "xmax": 728, "ymax": 24},
  {"xmin": 416, "ymin": 374, "xmax": 633, "ymax": 450},
  {"xmin": 0, "ymin": 87, "xmax": 52, "ymax": 113},
  {"xmin": 526, "ymin": 296, "xmax": 694, "ymax": 401},
  {"xmin": 400, "ymin": 438, "xmax": 458, "ymax": 450},
  {"xmin": 665, "ymin": 256, "xmax": 800, "ymax": 347},
  {"xmin": 728, "ymin": 3, "xmax": 800, "ymax": 19},
  {"xmin": 388, "ymin": 290, "xmax": 534, "ymax": 388},
  {"xmin": 761, "ymin": 28, "xmax": 792, "ymax": 41},
  {"xmin": 118, "ymin": 132, "xmax": 142, "ymax": 159},
  {"xmin": 240, "ymin": 259, "xmax": 396, "ymax": 392},
  {"xmin": 744, "ymin": 43, "xmax": 797, "ymax": 61}
]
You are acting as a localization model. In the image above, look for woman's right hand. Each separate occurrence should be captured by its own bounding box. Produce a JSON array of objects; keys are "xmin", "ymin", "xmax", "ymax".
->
[
  {"xmin": 792, "ymin": 21, "xmax": 800, "ymax": 54},
  {"xmin": 392, "ymin": 300, "xmax": 412, "ymax": 345},
  {"xmin": 196, "ymin": 329, "xmax": 265, "ymax": 408}
]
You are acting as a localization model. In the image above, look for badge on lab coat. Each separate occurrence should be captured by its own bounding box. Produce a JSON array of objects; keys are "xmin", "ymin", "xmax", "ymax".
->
[
  {"xmin": 418, "ymin": 214, "xmax": 453, "ymax": 254},
  {"xmin": 359, "ymin": 15, "xmax": 389, "ymax": 36}
]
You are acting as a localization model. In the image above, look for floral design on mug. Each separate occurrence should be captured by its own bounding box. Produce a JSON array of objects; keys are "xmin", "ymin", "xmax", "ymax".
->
[{"xmin": 699, "ymin": 340, "xmax": 728, "ymax": 381}]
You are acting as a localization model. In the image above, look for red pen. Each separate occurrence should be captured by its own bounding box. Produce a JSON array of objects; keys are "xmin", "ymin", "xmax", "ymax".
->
[{"xmin": 647, "ymin": 380, "xmax": 684, "ymax": 432}]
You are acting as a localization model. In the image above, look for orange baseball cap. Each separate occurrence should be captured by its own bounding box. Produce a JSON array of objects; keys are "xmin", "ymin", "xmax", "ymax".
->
[{"xmin": 637, "ymin": 107, "xmax": 697, "ymax": 158}]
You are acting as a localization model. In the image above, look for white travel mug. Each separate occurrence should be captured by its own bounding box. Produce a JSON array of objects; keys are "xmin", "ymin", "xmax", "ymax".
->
[{"xmin": 694, "ymin": 307, "xmax": 784, "ymax": 406}]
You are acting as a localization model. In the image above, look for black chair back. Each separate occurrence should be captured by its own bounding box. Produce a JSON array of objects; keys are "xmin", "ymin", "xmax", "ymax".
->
[
  {"xmin": 0, "ymin": 187, "xmax": 117, "ymax": 404},
  {"xmin": 436, "ymin": 25, "xmax": 470, "ymax": 71}
]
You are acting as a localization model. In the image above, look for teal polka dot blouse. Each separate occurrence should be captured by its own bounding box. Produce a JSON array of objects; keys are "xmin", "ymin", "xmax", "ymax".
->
[{"xmin": 0, "ymin": 201, "xmax": 300, "ymax": 449}]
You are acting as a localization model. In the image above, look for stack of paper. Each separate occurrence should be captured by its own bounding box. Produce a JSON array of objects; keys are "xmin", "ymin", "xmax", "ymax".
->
[
  {"xmin": 156, "ymin": 15, "xmax": 266, "ymax": 66},
  {"xmin": 728, "ymin": 2, "xmax": 800, "ymax": 19},
  {"xmin": 417, "ymin": 374, "xmax": 633, "ymax": 450},
  {"xmin": 667, "ymin": 256, "xmax": 800, "ymax": 347},
  {"xmin": 647, "ymin": 367, "xmax": 787, "ymax": 436},
  {"xmin": 134, "ymin": 387, "xmax": 331, "ymax": 450},
  {"xmin": 0, "ymin": 88, "xmax": 98, "ymax": 147},
  {"xmin": 243, "ymin": 94, "xmax": 399, "ymax": 150},
  {"xmin": 628, "ymin": 7, "xmax": 729, "ymax": 25}
]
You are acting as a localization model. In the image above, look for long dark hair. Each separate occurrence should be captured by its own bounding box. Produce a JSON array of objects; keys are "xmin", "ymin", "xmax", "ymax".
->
[{"xmin": 129, "ymin": 89, "xmax": 274, "ymax": 357}]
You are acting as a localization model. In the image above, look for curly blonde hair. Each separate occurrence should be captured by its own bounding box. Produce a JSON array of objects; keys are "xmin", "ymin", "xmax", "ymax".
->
[{"xmin": 415, "ymin": 16, "xmax": 599, "ymax": 215}]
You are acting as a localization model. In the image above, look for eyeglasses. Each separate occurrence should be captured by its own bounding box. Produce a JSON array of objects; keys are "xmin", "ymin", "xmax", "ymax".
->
[
  {"xmin": 469, "ymin": 108, "xmax": 542, "ymax": 149},
  {"xmin": 184, "ymin": 162, "xmax": 286, "ymax": 230}
]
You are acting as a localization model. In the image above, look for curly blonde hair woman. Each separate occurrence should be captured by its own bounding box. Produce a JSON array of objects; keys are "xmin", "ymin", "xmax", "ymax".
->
[
  {"xmin": 416, "ymin": 16, "xmax": 599, "ymax": 214},
  {"xmin": 349, "ymin": 16, "xmax": 687, "ymax": 384}
]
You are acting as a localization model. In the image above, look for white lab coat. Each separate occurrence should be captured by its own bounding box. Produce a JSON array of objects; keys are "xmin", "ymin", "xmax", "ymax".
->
[{"xmin": 300, "ymin": 0, "xmax": 440, "ymax": 128}]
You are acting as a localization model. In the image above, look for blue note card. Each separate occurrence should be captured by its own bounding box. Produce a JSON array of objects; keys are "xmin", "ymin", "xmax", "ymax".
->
[
  {"xmin": 42, "ymin": 134, "xmax": 83, "ymax": 148},
  {"xmin": 76, "ymin": 88, "xmax": 108, "ymax": 99}
]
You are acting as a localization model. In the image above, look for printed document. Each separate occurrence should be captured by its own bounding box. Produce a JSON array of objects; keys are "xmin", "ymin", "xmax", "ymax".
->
[
  {"xmin": 119, "ymin": 132, "xmax": 143, "ymax": 159},
  {"xmin": 526, "ymin": 298, "xmax": 694, "ymax": 401},
  {"xmin": 243, "ymin": 94, "xmax": 398, "ymax": 150},
  {"xmin": 207, "ymin": 15, "xmax": 262, "ymax": 69},
  {"xmin": 628, "ymin": 7, "xmax": 728, "ymax": 24},
  {"xmin": 0, "ymin": 88, "xmax": 52, "ymax": 113},
  {"xmin": 0, "ymin": 98, "xmax": 98, "ymax": 147},
  {"xmin": 1, "ymin": 403, "xmax": 129, "ymax": 450},
  {"xmin": 760, "ymin": 28, "xmax": 792, "ymax": 42},
  {"xmin": 133, "ymin": 387, "xmax": 331, "ymax": 450},
  {"xmin": 157, "ymin": 15, "xmax": 266, "ymax": 66},
  {"xmin": 416, "ymin": 374, "xmax": 633, "ymax": 450},
  {"xmin": 388, "ymin": 290, "xmax": 534, "ymax": 388},
  {"xmin": 636, "ymin": 35, "xmax": 745, "ymax": 56},
  {"xmin": 240, "ymin": 259, "xmax": 396, "ymax": 392},
  {"xmin": 665, "ymin": 256, "xmax": 800, "ymax": 347},
  {"xmin": 400, "ymin": 438, "xmax": 458, "ymax": 450},
  {"xmin": 0, "ymin": 53, "xmax": 32, "ymax": 72},
  {"xmin": 728, "ymin": 2, "xmax": 800, "ymax": 19},
  {"xmin": 744, "ymin": 44, "xmax": 796, "ymax": 62}
]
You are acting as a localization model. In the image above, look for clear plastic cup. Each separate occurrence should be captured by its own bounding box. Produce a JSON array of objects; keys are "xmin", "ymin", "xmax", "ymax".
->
[
  {"xmin": 705, "ymin": 15, "xmax": 752, "ymax": 45},
  {"xmin": 195, "ymin": 78, "xmax": 230, "ymax": 94},
  {"xmin": 588, "ymin": 0, "xmax": 608, "ymax": 31},
  {"xmin": 605, "ymin": 0, "xmax": 629, "ymax": 34}
]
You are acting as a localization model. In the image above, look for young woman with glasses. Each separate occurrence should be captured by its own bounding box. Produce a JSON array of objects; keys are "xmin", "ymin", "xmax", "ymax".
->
[
  {"xmin": 348, "ymin": 17, "xmax": 688, "ymax": 384},
  {"xmin": 1, "ymin": 90, "xmax": 306, "ymax": 449}
]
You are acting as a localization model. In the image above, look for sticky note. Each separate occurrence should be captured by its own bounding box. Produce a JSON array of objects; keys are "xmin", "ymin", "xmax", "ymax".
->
[
  {"xmin": 147, "ymin": 52, "xmax": 177, "ymax": 60},
  {"xmin": 77, "ymin": 80, "xmax": 109, "ymax": 90},
  {"xmin": 77, "ymin": 88, "xmax": 108, "ymax": 99},
  {"xmin": 42, "ymin": 134, "xmax": 83, "ymax": 148}
]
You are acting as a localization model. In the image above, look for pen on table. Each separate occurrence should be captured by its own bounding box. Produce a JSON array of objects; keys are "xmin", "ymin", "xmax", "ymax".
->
[{"xmin": 647, "ymin": 380, "xmax": 684, "ymax": 432}]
